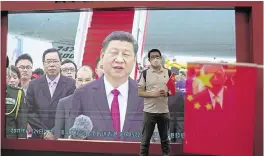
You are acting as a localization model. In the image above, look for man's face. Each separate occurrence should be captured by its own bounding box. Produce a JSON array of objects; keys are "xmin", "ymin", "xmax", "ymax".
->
[
  {"xmin": 43, "ymin": 52, "xmax": 61, "ymax": 77},
  {"xmin": 61, "ymin": 63, "xmax": 76, "ymax": 79},
  {"xmin": 101, "ymin": 40, "xmax": 136, "ymax": 79},
  {"xmin": 203, "ymin": 65, "xmax": 225, "ymax": 86},
  {"xmin": 149, "ymin": 52, "xmax": 162, "ymax": 67},
  {"xmin": 16, "ymin": 59, "xmax": 33, "ymax": 81},
  {"xmin": 95, "ymin": 60, "xmax": 104, "ymax": 78},
  {"xmin": 76, "ymin": 67, "xmax": 94, "ymax": 88}
]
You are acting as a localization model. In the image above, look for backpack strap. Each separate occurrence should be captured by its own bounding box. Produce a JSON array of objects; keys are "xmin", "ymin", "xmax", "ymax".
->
[
  {"xmin": 15, "ymin": 89, "xmax": 22, "ymax": 119},
  {"xmin": 143, "ymin": 69, "xmax": 147, "ymax": 83},
  {"xmin": 168, "ymin": 69, "xmax": 172, "ymax": 77}
]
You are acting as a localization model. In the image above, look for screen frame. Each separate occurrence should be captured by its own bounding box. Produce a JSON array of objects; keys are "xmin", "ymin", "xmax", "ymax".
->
[{"xmin": 1, "ymin": 1, "xmax": 263, "ymax": 155}]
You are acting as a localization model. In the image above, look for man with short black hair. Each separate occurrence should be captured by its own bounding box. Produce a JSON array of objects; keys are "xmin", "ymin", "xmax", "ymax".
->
[
  {"xmin": 61, "ymin": 59, "xmax": 77, "ymax": 79},
  {"xmin": 48, "ymin": 65, "xmax": 94, "ymax": 140},
  {"xmin": 26, "ymin": 48, "xmax": 76, "ymax": 139},
  {"xmin": 70, "ymin": 31, "xmax": 144, "ymax": 141},
  {"xmin": 138, "ymin": 49, "xmax": 171, "ymax": 156},
  {"xmin": 15, "ymin": 53, "xmax": 33, "ymax": 94}
]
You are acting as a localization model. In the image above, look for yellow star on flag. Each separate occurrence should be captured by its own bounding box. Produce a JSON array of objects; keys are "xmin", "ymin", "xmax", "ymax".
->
[
  {"xmin": 205, "ymin": 103, "xmax": 213, "ymax": 110},
  {"xmin": 195, "ymin": 73, "xmax": 214, "ymax": 88},
  {"xmin": 187, "ymin": 95, "xmax": 194, "ymax": 101},
  {"xmin": 194, "ymin": 102, "xmax": 201, "ymax": 109}
]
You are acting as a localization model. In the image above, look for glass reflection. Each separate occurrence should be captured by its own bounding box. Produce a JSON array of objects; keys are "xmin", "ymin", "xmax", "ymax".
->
[{"xmin": 5, "ymin": 9, "xmax": 235, "ymax": 145}]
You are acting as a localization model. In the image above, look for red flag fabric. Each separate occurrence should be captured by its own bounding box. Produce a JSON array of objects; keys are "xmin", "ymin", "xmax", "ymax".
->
[
  {"xmin": 184, "ymin": 62, "xmax": 258, "ymax": 156},
  {"xmin": 166, "ymin": 72, "xmax": 176, "ymax": 96},
  {"xmin": 27, "ymin": 123, "xmax": 33, "ymax": 139}
]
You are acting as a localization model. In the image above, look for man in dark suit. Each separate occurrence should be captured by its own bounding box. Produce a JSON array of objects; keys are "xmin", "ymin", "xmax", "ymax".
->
[
  {"xmin": 26, "ymin": 48, "xmax": 76, "ymax": 139},
  {"xmin": 52, "ymin": 65, "xmax": 94, "ymax": 139},
  {"xmin": 70, "ymin": 31, "xmax": 144, "ymax": 142}
]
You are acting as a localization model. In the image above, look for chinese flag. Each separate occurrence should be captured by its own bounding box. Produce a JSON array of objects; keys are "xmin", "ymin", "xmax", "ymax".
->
[
  {"xmin": 166, "ymin": 72, "xmax": 176, "ymax": 96},
  {"xmin": 184, "ymin": 62, "xmax": 258, "ymax": 156},
  {"xmin": 26, "ymin": 123, "xmax": 33, "ymax": 139}
]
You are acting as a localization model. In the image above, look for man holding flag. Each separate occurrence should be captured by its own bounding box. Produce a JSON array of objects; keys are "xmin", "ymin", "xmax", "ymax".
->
[{"xmin": 138, "ymin": 49, "xmax": 175, "ymax": 156}]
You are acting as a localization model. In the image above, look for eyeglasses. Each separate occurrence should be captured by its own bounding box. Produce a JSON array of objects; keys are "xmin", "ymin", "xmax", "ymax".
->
[
  {"xmin": 61, "ymin": 68, "xmax": 75, "ymax": 73},
  {"xmin": 18, "ymin": 65, "xmax": 32, "ymax": 70},
  {"xmin": 44, "ymin": 60, "xmax": 60, "ymax": 65}
]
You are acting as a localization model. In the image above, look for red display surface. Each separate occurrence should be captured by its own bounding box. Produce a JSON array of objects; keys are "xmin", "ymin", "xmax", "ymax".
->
[{"xmin": 1, "ymin": 1, "xmax": 263, "ymax": 155}]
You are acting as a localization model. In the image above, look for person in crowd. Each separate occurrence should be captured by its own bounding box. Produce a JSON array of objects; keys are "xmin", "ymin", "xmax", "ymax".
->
[
  {"xmin": 5, "ymin": 56, "xmax": 27, "ymax": 138},
  {"xmin": 46, "ymin": 65, "xmax": 95, "ymax": 140},
  {"xmin": 31, "ymin": 68, "xmax": 44, "ymax": 80},
  {"xmin": 26, "ymin": 48, "xmax": 76, "ymax": 139},
  {"xmin": 95, "ymin": 56, "xmax": 104, "ymax": 78},
  {"xmin": 138, "ymin": 49, "xmax": 171, "ymax": 156},
  {"xmin": 61, "ymin": 59, "xmax": 77, "ymax": 79},
  {"xmin": 168, "ymin": 89, "xmax": 185, "ymax": 143},
  {"xmin": 15, "ymin": 54, "xmax": 33, "ymax": 95},
  {"xmin": 70, "ymin": 31, "xmax": 144, "ymax": 141},
  {"xmin": 7, "ymin": 65, "xmax": 21, "ymax": 87}
]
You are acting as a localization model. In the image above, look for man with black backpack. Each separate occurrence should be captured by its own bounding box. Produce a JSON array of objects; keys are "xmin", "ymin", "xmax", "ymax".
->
[{"xmin": 138, "ymin": 49, "xmax": 171, "ymax": 156}]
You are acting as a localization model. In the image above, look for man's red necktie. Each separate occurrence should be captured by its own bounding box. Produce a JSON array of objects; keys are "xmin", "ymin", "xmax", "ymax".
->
[{"xmin": 110, "ymin": 89, "xmax": 120, "ymax": 140}]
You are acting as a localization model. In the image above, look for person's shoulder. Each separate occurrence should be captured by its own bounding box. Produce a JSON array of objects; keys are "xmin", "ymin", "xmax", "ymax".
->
[
  {"xmin": 7, "ymin": 85, "xmax": 23, "ymax": 92},
  {"xmin": 61, "ymin": 75, "xmax": 75, "ymax": 83},
  {"xmin": 163, "ymin": 67, "xmax": 170, "ymax": 71},
  {"xmin": 163, "ymin": 67, "xmax": 171, "ymax": 74},
  {"xmin": 59, "ymin": 94, "xmax": 73, "ymax": 102},
  {"xmin": 73, "ymin": 80, "xmax": 98, "ymax": 96},
  {"xmin": 29, "ymin": 75, "xmax": 45, "ymax": 85}
]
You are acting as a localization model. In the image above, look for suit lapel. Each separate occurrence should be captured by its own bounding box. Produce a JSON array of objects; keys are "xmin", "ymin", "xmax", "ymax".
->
[
  {"xmin": 40, "ymin": 76, "xmax": 51, "ymax": 101},
  {"xmin": 51, "ymin": 76, "xmax": 66, "ymax": 104},
  {"xmin": 122, "ymin": 79, "xmax": 138, "ymax": 133},
  {"xmin": 93, "ymin": 77, "xmax": 115, "ymax": 132}
]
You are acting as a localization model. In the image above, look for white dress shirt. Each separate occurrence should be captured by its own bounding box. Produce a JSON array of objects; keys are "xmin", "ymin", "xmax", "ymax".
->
[
  {"xmin": 208, "ymin": 87, "xmax": 224, "ymax": 109},
  {"xmin": 104, "ymin": 76, "xmax": 129, "ymax": 132},
  {"xmin": 46, "ymin": 74, "xmax": 60, "ymax": 97}
]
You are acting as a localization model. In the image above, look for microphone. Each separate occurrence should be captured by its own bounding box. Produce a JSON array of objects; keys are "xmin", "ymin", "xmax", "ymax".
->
[{"xmin": 68, "ymin": 115, "xmax": 93, "ymax": 140}]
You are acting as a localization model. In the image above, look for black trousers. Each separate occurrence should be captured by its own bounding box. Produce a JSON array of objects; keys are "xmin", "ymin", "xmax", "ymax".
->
[{"xmin": 139, "ymin": 112, "xmax": 170, "ymax": 156}]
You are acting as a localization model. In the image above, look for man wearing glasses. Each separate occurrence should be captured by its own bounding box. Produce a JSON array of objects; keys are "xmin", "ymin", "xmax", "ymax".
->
[
  {"xmin": 15, "ymin": 54, "xmax": 33, "ymax": 95},
  {"xmin": 26, "ymin": 48, "xmax": 76, "ymax": 139},
  {"xmin": 61, "ymin": 59, "xmax": 77, "ymax": 79}
]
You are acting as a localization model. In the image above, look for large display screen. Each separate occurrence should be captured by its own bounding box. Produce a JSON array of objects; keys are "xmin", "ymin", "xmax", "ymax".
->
[{"xmin": 4, "ymin": 8, "xmax": 236, "ymax": 149}]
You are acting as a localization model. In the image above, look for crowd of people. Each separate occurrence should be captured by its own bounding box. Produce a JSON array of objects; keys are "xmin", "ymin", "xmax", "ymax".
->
[{"xmin": 5, "ymin": 31, "xmax": 185, "ymax": 156}]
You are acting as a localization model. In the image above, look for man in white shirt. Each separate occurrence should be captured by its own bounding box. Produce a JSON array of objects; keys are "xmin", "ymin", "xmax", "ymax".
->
[
  {"xmin": 15, "ymin": 54, "xmax": 33, "ymax": 95},
  {"xmin": 26, "ymin": 48, "xmax": 76, "ymax": 139},
  {"xmin": 70, "ymin": 31, "xmax": 144, "ymax": 141},
  {"xmin": 46, "ymin": 65, "xmax": 94, "ymax": 140}
]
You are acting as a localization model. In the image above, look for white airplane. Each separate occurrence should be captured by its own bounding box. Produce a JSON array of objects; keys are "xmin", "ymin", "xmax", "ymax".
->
[{"xmin": 7, "ymin": 10, "xmax": 236, "ymax": 71}]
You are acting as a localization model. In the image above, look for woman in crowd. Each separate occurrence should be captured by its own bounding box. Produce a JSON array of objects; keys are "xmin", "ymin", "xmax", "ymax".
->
[{"xmin": 7, "ymin": 65, "xmax": 21, "ymax": 87}]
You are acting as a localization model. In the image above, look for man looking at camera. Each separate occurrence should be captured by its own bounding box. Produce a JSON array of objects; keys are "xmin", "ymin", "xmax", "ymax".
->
[{"xmin": 138, "ymin": 49, "xmax": 171, "ymax": 156}]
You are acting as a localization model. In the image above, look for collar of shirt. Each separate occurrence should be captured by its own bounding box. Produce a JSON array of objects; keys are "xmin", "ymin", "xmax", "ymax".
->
[
  {"xmin": 104, "ymin": 76, "xmax": 129, "ymax": 131},
  {"xmin": 46, "ymin": 74, "xmax": 60, "ymax": 85},
  {"xmin": 149, "ymin": 66, "xmax": 166, "ymax": 73},
  {"xmin": 208, "ymin": 87, "xmax": 224, "ymax": 108},
  {"xmin": 104, "ymin": 76, "xmax": 129, "ymax": 99}
]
